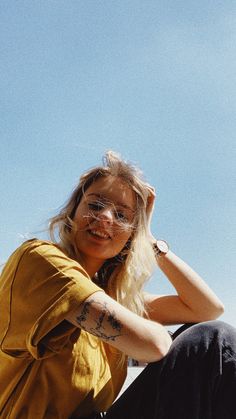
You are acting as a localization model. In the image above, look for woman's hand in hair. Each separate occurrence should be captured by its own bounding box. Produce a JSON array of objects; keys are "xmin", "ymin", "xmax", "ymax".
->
[{"xmin": 146, "ymin": 184, "xmax": 156, "ymax": 241}]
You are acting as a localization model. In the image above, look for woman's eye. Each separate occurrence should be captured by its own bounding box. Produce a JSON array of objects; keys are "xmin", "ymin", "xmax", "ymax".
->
[
  {"xmin": 116, "ymin": 211, "xmax": 128, "ymax": 222},
  {"xmin": 87, "ymin": 202, "xmax": 130, "ymax": 223},
  {"xmin": 88, "ymin": 202, "xmax": 104, "ymax": 211}
]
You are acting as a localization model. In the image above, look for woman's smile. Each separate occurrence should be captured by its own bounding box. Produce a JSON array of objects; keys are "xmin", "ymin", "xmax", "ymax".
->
[{"xmin": 87, "ymin": 228, "xmax": 111, "ymax": 240}]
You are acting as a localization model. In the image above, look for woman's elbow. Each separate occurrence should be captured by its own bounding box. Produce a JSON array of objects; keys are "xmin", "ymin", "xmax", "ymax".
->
[
  {"xmin": 199, "ymin": 301, "xmax": 225, "ymax": 322},
  {"xmin": 141, "ymin": 333, "xmax": 173, "ymax": 363},
  {"xmin": 210, "ymin": 301, "xmax": 225, "ymax": 319}
]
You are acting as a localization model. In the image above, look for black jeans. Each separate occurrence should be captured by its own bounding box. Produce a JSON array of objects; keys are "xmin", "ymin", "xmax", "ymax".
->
[{"xmin": 103, "ymin": 321, "xmax": 236, "ymax": 419}]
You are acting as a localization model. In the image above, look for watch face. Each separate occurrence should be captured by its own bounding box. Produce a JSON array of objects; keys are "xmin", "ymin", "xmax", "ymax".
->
[{"xmin": 156, "ymin": 240, "xmax": 169, "ymax": 254}]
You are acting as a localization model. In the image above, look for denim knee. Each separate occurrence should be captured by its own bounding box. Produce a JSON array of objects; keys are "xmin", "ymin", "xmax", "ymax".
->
[
  {"xmin": 169, "ymin": 320, "xmax": 236, "ymax": 361},
  {"xmin": 184, "ymin": 320, "xmax": 236, "ymax": 346}
]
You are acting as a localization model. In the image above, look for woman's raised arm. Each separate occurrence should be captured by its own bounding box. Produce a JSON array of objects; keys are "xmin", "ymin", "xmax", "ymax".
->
[
  {"xmin": 145, "ymin": 185, "xmax": 224, "ymax": 325},
  {"xmin": 145, "ymin": 249, "xmax": 224, "ymax": 325}
]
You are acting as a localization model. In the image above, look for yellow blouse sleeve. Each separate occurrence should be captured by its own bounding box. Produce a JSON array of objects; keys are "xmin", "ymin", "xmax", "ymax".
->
[{"xmin": 0, "ymin": 239, "xmax": 104, "ymax": 360}]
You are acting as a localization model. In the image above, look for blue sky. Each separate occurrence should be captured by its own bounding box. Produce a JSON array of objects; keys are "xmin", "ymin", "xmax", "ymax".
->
[{"xmin": 1, "ymin": 1, "xmax": 235, "ymax": 326}]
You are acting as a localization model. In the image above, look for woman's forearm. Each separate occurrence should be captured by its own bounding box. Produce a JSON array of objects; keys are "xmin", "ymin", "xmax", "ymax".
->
[{"xmin": 156, "ymin": 250, "xmax": 224, "ymax": 319}]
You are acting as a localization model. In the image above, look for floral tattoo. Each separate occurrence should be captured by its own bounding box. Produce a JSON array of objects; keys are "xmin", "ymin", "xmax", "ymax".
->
[{"xmin": 76, "ymin": 299, "xmax": 123, "ymax": 342}]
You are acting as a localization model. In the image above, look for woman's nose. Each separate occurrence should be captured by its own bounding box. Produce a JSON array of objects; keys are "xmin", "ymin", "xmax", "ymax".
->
[{"xmin": 99, "ymin": 207, "xmax": 114, "ymax": 224}]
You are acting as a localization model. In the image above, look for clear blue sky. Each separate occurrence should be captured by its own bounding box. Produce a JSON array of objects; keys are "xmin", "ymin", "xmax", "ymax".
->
[{"xmin": 1, "ymin": 1, "xmax": 235, "ymax": 326}]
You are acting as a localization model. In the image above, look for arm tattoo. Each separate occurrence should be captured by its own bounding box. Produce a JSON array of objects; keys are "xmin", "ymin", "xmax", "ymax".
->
[{"xmin": 76, "ymin": 299, "xmax": 123, "ymax": 342}]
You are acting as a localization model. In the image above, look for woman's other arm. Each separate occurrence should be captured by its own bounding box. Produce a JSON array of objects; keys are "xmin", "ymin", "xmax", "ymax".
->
[{"xmin": 66, "ymin": 291, "xmax": 172, "ymax": 362}]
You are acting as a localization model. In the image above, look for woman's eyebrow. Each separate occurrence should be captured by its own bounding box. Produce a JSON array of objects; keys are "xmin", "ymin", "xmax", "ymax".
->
[{"xmin": 87, "ymin": 193, "xmax": 135, "ymax": 212}]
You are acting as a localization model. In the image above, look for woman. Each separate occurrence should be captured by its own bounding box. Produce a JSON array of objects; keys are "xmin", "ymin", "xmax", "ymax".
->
[{"xmin": 0, "ymin": 151, "xmax": 235, "ymax": 419}]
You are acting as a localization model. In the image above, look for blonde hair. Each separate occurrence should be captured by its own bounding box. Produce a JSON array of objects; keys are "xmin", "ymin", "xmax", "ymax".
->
[{"xmin": 48, "ymin": 151, "xmax": 156, "ymax": 317}]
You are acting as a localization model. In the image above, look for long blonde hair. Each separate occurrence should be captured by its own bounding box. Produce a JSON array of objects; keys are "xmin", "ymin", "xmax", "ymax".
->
[{"xmin": 48, "ymin": 151, "xmax": 156, "ymax": 317}]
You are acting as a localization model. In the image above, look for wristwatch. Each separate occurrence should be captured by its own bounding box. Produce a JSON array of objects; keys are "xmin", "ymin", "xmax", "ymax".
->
[{"xmin": 152, "ymin": 239, "xmax": 169, "ymax": 258}]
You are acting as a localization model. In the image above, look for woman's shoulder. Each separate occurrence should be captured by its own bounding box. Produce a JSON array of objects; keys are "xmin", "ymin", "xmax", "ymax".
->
[
  {"xmin": 7, "ymin": 238, "xmax": 62, "ymax": 263},
  {"xmin": 17, "ymin": 238, "xmax": 62, "ymax": 253},
  {"xmin": 6, "ymin": 238, "xmax": 87, "ymax": 276},
  {"xmin": 14, "ymin": 238, "xmax": 73, "ymax": 258}
]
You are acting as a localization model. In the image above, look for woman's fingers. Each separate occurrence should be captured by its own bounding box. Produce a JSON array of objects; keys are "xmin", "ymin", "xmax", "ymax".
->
[{"xmin": 146, "ymin": 185, "xmax": 156, "ymax": 213}]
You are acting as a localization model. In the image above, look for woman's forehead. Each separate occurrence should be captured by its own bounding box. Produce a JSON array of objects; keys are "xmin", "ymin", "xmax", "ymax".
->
[{"xmin": 84, "ymin": 176, "xmax": 137, "ymax": 210}]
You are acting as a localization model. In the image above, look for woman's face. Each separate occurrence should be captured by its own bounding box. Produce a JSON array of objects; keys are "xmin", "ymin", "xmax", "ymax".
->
[{"xmin": 73, "ymin": 176, "xmax": 137, "ymax": 273}]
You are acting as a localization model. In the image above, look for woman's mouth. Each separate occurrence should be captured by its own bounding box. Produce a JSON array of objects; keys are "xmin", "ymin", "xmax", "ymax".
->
[{"xmin": 88, "ymin": 229, "xmax": 111, "ymax": 240}]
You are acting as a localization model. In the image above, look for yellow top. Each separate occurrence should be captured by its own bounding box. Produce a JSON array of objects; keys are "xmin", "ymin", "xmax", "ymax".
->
[{"xmin": 0, "ymin": 239, "xmax": 127, "ymax": 418}]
